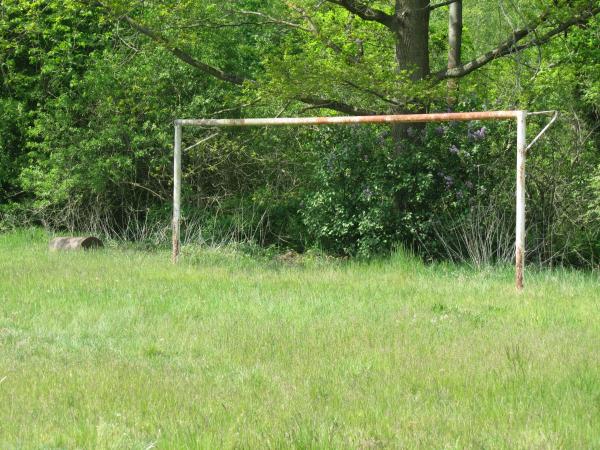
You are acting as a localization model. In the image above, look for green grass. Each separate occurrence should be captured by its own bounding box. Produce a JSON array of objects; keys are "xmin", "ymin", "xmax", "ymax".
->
[{"xmin": 1, "ymin": 229, "xmax": 599, "ymax": 449}]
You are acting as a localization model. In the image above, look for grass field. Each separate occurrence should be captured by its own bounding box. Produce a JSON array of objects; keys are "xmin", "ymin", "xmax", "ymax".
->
[{"xmin": 1, "ymin": 229, "xmax": 599, "ymax": 449}]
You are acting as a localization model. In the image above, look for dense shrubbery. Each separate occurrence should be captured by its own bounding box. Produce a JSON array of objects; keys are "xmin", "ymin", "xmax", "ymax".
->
[
  {"xmin": 1, "ymin": 0, "xmax": 598, "ymax": 266},
  {"xmin": 300, "ymin": 112, "xmax": 527, "ymax": 261}
]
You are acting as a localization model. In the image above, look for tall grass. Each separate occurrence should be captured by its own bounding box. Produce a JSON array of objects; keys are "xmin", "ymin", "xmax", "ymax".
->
[{"xmin": 1, "ymin": 229, "xmax": 599, "ymax": 449}]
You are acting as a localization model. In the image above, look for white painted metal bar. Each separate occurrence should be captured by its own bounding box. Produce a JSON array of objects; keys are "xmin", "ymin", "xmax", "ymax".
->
[
  {"xmin": 526, "ymin": 111, "xmax": 558, "ymax": 151},
  {"xmin": 183, "ymin": 132, "xmax": 219, "ymax": 152},
  {"xmin": 515, "ymin": 111, "xmax": 527, "ymax": 291},
  {"xmin": 172, "ymin": 123, "xmax": 182, "ymax": 264},
  {"xmin": 526, "ymin": 110, "xmax": 556, "ymax": 116}
]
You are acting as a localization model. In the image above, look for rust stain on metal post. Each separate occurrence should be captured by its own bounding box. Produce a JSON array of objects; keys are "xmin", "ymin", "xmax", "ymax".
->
[
  {"xmin": 172, "ymin": 123, "xmax": 182, "ymax": 264},
  {"xmin": 515, "ymin": 111, "xmax": 527, "ymax": 291}
]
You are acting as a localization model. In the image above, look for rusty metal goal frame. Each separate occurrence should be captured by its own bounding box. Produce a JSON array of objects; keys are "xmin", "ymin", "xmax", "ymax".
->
[{"xmin": 172, "ymin": 110, "xmax": 557, "ymax": 290}]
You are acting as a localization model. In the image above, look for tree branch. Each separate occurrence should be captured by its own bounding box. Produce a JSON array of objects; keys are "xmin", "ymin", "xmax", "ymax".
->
[
  {"xmin": 324, "ymin": 0, "xmax": 395, "ymax": 28},
  {"xmin": 511, "ymin": 8, "xmax": 599, "ymax": 53},
  {"xmin": 85, "ymin": 0, "xmax": 379, "ymax": 116},
  {"xmin": 433, "ymin": 5, "xmax": 600, "ymax": 81},
  {"xmin": 298, "ymin": 95, "xmax": 377, "ymax": 115},
  {"xmin": 82, "ymin": 0, "xmax": 248, "ymax": 84},
  {"xmin": 429, "ymin": 0, "xmax": 458, "ymax": 11},
  {"xmin": 119, "ymin": 14, "xmax": 247, "ymax": 85},
  {"xmin": 235, "ymin": 10, "xmax": 311, "ymax": 32},
  {"xmin": 290, "ymin": 5, "xmax": 344, "ymax": 54},
  {"xmin": 343, "ymin": 80, "xmax": 401, "ymax": 106}
]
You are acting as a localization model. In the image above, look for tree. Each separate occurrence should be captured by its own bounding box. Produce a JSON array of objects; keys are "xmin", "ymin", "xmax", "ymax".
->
[
  {"xmin": 82, "ymin": 0, "xmax": 599, "ymax": 241},
  {"xmin": 0, "ymin": 0, "xmax": 110, "ymax": 203},
  {"xmin": 3, "ymin": 0, "xmax": 599, "ymax": 261},
  {"xmin": 447, "ymin": 0, "xmax": 462, "ymax": 107},
  {"xmin": 86, "ymin": 0, "xmax": 600, "ymax": 116}
]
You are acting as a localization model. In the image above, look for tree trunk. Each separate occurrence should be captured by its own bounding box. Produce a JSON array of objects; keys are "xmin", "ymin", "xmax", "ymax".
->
[
  {"xmin": 394, "ymin": 0, "xmax": 431, "ymax": 82},
  {"xmin": 390, "ymin": 0, "xmax": 431, "ymax": 213},
  {"xmin": 391, "ymin": 0, "xmax": 431, "ymax": 152},
  {"xmin": 447, "ymin": 0, "xmax": 462, "ymax": 108}
]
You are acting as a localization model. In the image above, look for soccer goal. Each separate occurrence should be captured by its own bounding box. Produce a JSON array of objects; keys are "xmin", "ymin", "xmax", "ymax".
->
[{"xmin": 171, "ymin": 110, "xmax": 557, "ymax": 290}]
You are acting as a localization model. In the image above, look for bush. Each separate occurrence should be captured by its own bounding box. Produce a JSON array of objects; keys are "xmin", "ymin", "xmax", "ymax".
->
[{"xmin": 301, "ymin": 117, "xmax": 515, "ymax": 258}]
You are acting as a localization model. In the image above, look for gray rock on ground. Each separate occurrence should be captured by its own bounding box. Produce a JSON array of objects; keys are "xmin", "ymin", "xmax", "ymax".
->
[{"xmin": 49, "ymin": 237, "xmax": 104, "ymax": 251}]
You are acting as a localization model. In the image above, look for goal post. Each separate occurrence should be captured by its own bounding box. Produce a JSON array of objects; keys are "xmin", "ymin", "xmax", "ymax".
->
[{"xmin": 172, "ymin": 110, "xmax": 557, "ymax": 290}]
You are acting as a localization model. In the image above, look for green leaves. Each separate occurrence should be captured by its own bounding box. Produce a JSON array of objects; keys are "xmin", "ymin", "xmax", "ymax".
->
[{"xmin": 1, "ymin": 0, "xmax": 599, "ymax": 265}]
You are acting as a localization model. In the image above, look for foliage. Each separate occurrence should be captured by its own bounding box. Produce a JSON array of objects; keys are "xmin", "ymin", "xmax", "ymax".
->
[
  {"xmin": 1, "ymin": 0, "xmax": 599, "ymax": 266},
  {"xmin": 0, "ymin": 0, "xmax": 110, "ymax": 196},
  {"xmin": 300, "ymin": 103, "xmax": 519, "ymax": 259}
]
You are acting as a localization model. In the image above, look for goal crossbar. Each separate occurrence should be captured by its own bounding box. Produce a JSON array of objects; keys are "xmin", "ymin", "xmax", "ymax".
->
[{"xmin": 172, "ymin": 110, "xmax": 558, "ymax": 291}]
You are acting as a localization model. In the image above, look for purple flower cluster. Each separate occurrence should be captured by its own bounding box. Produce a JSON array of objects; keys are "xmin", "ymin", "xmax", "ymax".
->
[
  {"xmin": 326, "ymin": 153, "xmax": 336, "ymax": 171},
  {"xmin": 444, "ymin": 175, "xmax": 454, "ymax": 188},
  {"xmin": 449, "ymin": 145, "xmax": 460, "ymax": 155},
  {"xmin": 468, "ymin": 126, "xmax": 488, "ymax": 141},
  {"xmin": 362, "ymin": 186, "xmax": 374, "ymax": 200},
  {"xmin": 439, "ymin": 172, "xmax": 475, "ymax": 196},
  {"xmin": 435, "ymin": 126, "xmax": 446, "ymax": 136},
  {"xmin": 378, "ymin": 130, "xmax": 390, "ymax": 145}
]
